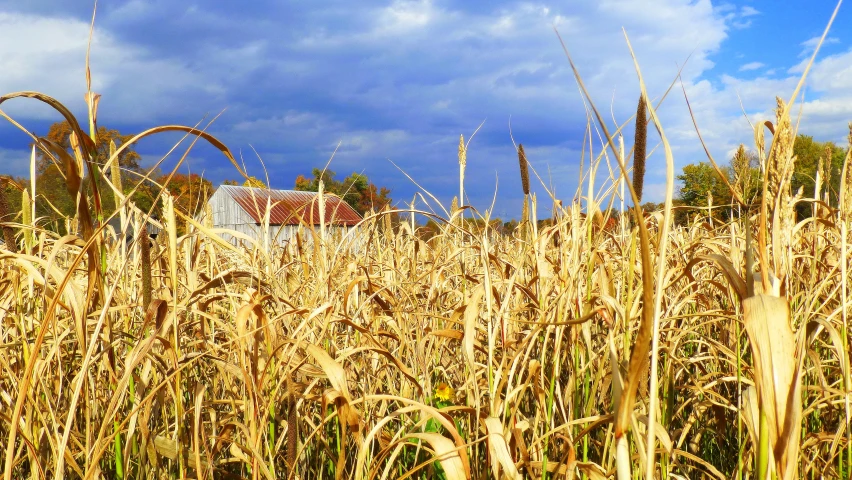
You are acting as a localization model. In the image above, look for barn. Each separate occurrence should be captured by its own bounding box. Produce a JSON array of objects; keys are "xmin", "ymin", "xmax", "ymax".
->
[{"xmin": 204, "ymin": 185, "xmax": 362, "ymax": 246}]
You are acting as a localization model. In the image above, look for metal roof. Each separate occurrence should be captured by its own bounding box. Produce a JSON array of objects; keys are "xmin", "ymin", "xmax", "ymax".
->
[{"xmin": 218, "ymin": 185, "xmax": 362, "ymax": 226}]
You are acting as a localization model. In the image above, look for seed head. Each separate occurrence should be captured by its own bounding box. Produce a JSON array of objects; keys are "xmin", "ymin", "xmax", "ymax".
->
[
  {"xmin": 140, "ymin": 226, "xmax": 152, "ymax": 310},
  {"xmin": 518, "ymin": 144, "xmax": 530, "ymax": 196},
  {"xmin": 632, "ymin": 94, "xmax": 647, "ymax": 203},
  {"xmin": 0, "ymin": 178, "xmax": 17, "ymax": 253}
]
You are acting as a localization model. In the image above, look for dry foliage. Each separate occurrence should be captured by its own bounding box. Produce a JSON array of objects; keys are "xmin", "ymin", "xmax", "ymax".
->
[{"xmin": 1, "ymin": 5, "xmax": 852, "ymax": 480}]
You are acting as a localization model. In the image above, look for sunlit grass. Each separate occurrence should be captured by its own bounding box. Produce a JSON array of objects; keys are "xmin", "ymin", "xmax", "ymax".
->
[{"xmin": 1, "ymin": 3, "xmax": 851, "ymax": 479}]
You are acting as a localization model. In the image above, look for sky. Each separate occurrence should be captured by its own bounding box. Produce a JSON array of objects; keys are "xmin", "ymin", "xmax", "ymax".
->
[{"xmin": 0, "ymin": 0, "xmax": 851, "ymax": 220}]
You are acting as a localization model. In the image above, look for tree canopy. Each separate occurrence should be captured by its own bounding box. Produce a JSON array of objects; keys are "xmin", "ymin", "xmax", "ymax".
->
[
  {"xmin": 676, "ymin": 133, "xmax": 848, "ymax": 222},
  {"xmin": 34, "ymin": 120, "xmax": 142, "ymax": 173},
  {"xmin": 242, "ymin": 176, "xmax": 267, "ymax": 188},
  {"xmin": 294, "ymin": 169, "xmax": 393, "ymax": 216},
  {"xmin": 23, "ymin": 121, "xmax": 218, "ymax": 234}
]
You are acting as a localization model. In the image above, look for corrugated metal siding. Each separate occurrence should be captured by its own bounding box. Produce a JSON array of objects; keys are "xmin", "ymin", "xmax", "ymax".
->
[
  {"xmin": 205, "ymin": 186, "xmax": 361, "ymax": 248},
  {"xmin": 218, "ymin": 185, "xmax": 361, "ymax": 226}
]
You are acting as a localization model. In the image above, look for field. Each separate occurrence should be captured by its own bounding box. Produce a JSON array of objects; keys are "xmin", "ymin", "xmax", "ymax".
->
[{"xmin": 2, "ymin": 11, "xmax": 852, "ymax": 480}]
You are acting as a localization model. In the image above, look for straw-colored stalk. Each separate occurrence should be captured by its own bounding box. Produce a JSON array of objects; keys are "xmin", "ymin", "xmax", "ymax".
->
[
  {"xmin": 29, "ymin": 146, "xmax": 36, "ymax": 231},
  {"xmin": 383, "ymin": 204, "xmax": 392, "ymax": 237},
  {"xmin": 21, "ymin": 188, "xmax": 32, "ymax": 251},
  {"xmin": 409, "ymin": 194, "xmax": 416, "ymax": 234},
  {"xmin": 459, "ymin": 134, "xmax": 466, "ymax": 207},
  {"xmin": 619, "ymin": 135, "xmax": 626, "ymax": 239},
  {"xmin": 840, "ymin": 122, "xmax": 852, "ymax": 478},
  {"xmin": 765, "ymin": 97, "xmax": 796, "ymax": 276},
  {"xmin": 109, "ymin": 141, "xmax": 123, "ymax": 196},
  {"xmin": 742, "ymin": 295, "xmax": 802, "ymax": 480},
  {"xmin": 814, "ymin": 148, "xmax": 825, "ymax": 218}
]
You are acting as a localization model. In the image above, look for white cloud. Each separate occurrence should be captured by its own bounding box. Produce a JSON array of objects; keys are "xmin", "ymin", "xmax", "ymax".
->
[
  {"xmin": 222, "ymin": 0, "xmax": 735, "ymax": 210},
  {"xmin": 714, "ymin": 3, "xmax": 758, "ymax": 29},
  {"xmin": 739, "ymin": 61, "xmax": 765, "ymax": 71},
  {"xmin": 0, "ymin": 11, "xmax": 214, "ymax": 123},
  {"xmin": 376, "ymin": 0, "xmax": 435, "ymax": 36},
  {"xmin": 740, "ymin": 6, "xmax": 760, "ymax": 17},
  {"xmin": 655, "ymin": 44, "xmax": 852, "ymax": 193},
  {"xmin": 799, "ymin": 35, "xmax": 840, "ymax": 58}
]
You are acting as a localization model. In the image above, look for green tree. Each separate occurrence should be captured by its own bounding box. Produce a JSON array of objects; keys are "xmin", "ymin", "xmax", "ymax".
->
[
  {"xmin": 294, "ymin": 169, "xmax": 393, "ymax": 215},
  {"xmin": 676, "ymin": 161, "xmax": 735, "ymax": 220},
  {"xmin": 676, "ymin": 133, "xmax": 851, "ymax": 223},
  {"xmin": 791, "ymin": 134, "xmax": 846, "ymax": 218},
  {"xmin": 1, "ymin": 176, "xmax": 25, "ymax": 221}
]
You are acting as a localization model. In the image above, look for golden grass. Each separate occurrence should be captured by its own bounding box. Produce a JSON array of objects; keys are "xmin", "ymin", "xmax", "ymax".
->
[
  {"xmin": 4, "ymin": 161, "xmax": 852, "ymax": 479},
  {"xmin": 2, "ymin": 5, "xmax": 852, "ymax": 479}
]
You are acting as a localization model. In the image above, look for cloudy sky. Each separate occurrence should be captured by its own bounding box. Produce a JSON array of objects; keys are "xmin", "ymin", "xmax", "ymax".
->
[{"xmin": 0, "ymin": 0, "xmax": 850, "ymax": 219}]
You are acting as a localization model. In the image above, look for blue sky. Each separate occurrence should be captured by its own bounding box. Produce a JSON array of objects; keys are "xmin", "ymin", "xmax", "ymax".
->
[{"xmin": 0, "ymin": 0, "xmax": 850, "ymax": 219}]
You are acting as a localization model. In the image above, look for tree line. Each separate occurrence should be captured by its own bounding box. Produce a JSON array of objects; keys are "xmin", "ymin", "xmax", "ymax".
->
[
  {"xmin": 666, "ymin": 133, "xmax": 847, "ymax": 223},
  {"xmin": 0, "ymin": 121, "xmax": 395, "ymax": 236},
  {"xmin": 1, "ymin": 120, "xmax": 845, "ymax": 239}
]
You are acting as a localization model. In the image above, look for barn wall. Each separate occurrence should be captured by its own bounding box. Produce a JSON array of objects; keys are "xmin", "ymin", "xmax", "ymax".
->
[
  {"xmin": 207, "ymin": 188, "xmax": 259, "ymax": 245},
  {"xmin": 205, "ymin": 188, "xmax": 360, "ymax": 251}
]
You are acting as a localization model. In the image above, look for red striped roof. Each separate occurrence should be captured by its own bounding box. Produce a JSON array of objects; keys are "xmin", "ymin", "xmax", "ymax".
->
[{"xmin": 220, "ymin": 185, "xmax": 362, "ymax": 226}]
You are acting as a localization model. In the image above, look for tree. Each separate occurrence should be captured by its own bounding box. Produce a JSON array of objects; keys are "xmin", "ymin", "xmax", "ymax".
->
[
  {"xmin": 675, "ymin": 133, "xmax": 851, "ymax": 223},
  {"xmin": 29, "ymin": 121, "xmax": 146, "ymax": 233},
  {"xmin": 0, "ymin": 177, "xmax": 23, "ymax": 249},
  {"xmin": 35, "ymin": 164, "xmax": 76, "ymax": 231},
  {"xmin": 677, "ymin": 162, "xmax": 735, "ymax": 215},
  {"xmin": 162, "ymin": 173, "xmax": 213, "ymax": 235},
  {"xmin": 791, "ymin": 134, "xmax": 846, "ymax": 218},
  {"xmin": 243, "ymin": 176, "xmax": 266, "ymax": 188},
  {"xmin": 294, "ymin": 169, "xmax": 393, "ymax": 216},
  {"xmin": 34, "ymin": 121, "xmax": 142, "ymax": 173}
]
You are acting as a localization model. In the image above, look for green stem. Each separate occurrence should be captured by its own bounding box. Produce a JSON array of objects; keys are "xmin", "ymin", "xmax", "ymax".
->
[{"xmin": 758, "ymin": 409, "xmax": 769, "ymax": 480}]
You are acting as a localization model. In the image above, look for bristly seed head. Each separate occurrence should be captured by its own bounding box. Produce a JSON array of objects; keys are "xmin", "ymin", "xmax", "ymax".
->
[
  {"xmin": 518, "ymin": 144, "xmax": 530, "ymax": 196},
  {"xmin": 0, "ymin": 177, "xmax": 17, "ymax": 253},
  {"xmin": 632, "ymin": 94, "xmax": 647, "ymax": 204},
  {"xmin": 140, "ymin": 226, "xmax": 152, "ymax": 311}
]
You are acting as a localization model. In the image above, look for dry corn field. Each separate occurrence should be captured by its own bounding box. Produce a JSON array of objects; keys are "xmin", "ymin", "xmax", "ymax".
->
[{"xmin": 2, "ymin": 10, "xmax": 852, "ymax": 480}]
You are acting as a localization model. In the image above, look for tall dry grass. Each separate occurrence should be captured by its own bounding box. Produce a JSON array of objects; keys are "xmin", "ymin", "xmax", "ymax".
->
[{"xmin": 1, "ymin": 4, "xmax": 852, "ymax": 479}]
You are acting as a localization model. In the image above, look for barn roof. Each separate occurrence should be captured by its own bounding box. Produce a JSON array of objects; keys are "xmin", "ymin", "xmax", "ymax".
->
[{"xmin": 217, "ymin": 185, "xmax": 362, "ymax": 226}]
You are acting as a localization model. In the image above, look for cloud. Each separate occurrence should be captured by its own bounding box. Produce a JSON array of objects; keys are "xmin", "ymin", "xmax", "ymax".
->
[
  {"xmin": 2, "ymin": 1, "xmax": 849, "ymax": 219},
  {"xmin": 799, "ymin": 35, "xmax": 840, "ymax": 58},
  {"xmin": 0, "ymin": 10, "xmax": 221, "ymax": 125},
  {"xmin": 739, "ymin": 62, "xmax": 765, "ymax": 71},
  {"xmin": 740, "ymin": 6, "xmax": 760, "ymax": 17},
  {"xmin": 715, "ymin": 3, "xmax": 759, "ymax": 29}
]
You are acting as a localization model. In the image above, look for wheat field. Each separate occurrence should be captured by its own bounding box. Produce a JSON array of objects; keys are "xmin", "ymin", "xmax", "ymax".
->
[{"xmin": 1, "ymin": 6, "xmax": 852, "ymax": 480}]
